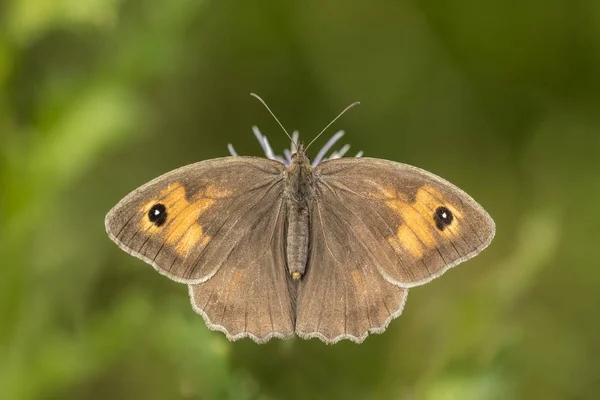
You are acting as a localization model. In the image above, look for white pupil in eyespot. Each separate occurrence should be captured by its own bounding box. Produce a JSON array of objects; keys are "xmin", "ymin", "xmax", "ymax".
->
[
  {"xmin": 154, "ymin": 209, "xmax": 160, "ymax": 216},
  {"xmin": 441, "ymin": 212, "xmax": 447, "ymax": 219}
]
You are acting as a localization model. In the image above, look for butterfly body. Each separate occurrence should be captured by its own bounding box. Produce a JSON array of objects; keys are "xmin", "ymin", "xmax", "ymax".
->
[
  {"xmin": 285, "ymin": 146, "xmax": 314, "ymax": 279},
  {"xmin": 106, "ymin": 138, "xmax": 495, "ymax": 344}
]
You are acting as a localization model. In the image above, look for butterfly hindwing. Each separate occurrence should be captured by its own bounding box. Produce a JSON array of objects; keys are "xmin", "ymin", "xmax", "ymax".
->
[
  {"xmin": 188, "ymin": 183, "xmax": 294, "ymax": 342},
  {"xmin": 295, "ymin": 192, "xmax": 408, "ymax": 343}
]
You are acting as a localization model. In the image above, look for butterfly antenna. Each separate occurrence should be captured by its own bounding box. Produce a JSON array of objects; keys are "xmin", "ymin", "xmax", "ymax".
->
[
  {"xmin": 305, "ymin": 101, "xmax": 360, "ymax": 151},
  {"xmin": 250, "ymin": 93, "xmax": 296, "ymax": 147}
]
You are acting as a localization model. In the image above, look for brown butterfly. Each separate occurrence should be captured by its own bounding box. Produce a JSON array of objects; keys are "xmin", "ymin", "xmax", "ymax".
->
[{"xmin": 105, "ymin": 95, "xmax": 495, "ymax": 344}]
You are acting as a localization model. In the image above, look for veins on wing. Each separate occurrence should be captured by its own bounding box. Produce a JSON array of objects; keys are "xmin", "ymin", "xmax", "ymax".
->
[
  {"xmin": 322, "ymin": 179, "xmax": 433, "ymax": 276},
  {"xmin": 333, "ymin": 179, "xmax": 448, "ymax": 269},
  {"xmin": 151, "ymin": 198, "xmax": 199, "ymax": 266},
  {"xmin": 321, "ymin": 184, "xmax": 403, "ymax": 330},
  {"xmin": 390, "ymin": 193, "xmax": 447, "ymax": 272},
  {"xmin": 267, "ymin": 199, "xmax": 290, "ymax": 329},
  {"xmin": 321, "ymin": 181, "xmax": 402, "ymax": 273},
  {"xmin": 315, "ymin": 189, "xmax": 373, "ymax": 333},
  {"xmin": 181, "ymin": 177, "xmax": 284, "ymax": 279},
  {"xmin": 315, "ymin": 196, "xmax": 343, "ymax": 267}
]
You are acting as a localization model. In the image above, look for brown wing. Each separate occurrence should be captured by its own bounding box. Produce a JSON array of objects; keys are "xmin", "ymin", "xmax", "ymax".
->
[
  {"xmin": 295, "ymin": 193, "xmax": 408, "ymax": 343},
  {"xmin": 295, "ymin": 157, "xmax": 494, "ymax": 343},
  {"xmin": 188, "ymin": 194, "xmax": 293, "ymax": 342},
  {"xmin": 105, "ymin": 157, "xmax": 294, "ymax": 341},
  {"xmin": 312, "ymin": 157, "xmax": 495, "ymax": 288}
]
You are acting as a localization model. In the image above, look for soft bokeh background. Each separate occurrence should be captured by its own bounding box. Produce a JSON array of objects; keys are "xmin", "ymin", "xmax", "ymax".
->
[{"xmin": 1, "ymin": 0, "xmax": 599, "ymax": 399}]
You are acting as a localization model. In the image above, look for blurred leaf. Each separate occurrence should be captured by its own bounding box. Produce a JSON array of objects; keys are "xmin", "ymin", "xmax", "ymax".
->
[{"xmin": 6, "ymin": 0, "xmax": 122, "ymax": 44}]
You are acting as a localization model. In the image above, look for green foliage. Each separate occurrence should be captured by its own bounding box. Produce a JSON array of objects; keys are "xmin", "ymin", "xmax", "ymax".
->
[{"xmin": 1, "ymin": 0, "xmax": 598, "ymax": 399}]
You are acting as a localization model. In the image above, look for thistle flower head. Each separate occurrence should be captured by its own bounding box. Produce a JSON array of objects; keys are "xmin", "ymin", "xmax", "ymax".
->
[{"xmin": 228, "ymin": 126, "xmax": 363, "ymax": 167}]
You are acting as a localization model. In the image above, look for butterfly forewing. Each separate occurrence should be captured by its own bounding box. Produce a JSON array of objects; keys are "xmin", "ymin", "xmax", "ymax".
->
[
  {"xmin": 105, "ymin": 157, "xmax": 285, "ymax": 283},
  {"xmin": 312, "ymin": 157, "xmax": 496, "ymax": 288}
]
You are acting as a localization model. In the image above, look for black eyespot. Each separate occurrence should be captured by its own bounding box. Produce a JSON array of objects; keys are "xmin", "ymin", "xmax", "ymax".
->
[
  {"xmin": 148, "ymin": 203, "xmax": 167, "ymax": 227},
  {"xmin": 433, "ymin": 206, "xmax": 453, "ymax": 231}
]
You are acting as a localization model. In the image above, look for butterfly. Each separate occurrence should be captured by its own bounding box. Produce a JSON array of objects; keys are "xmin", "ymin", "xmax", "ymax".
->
[{"xmin": 105, "ymin": 95, "xmax": 495, "ymax": 344}]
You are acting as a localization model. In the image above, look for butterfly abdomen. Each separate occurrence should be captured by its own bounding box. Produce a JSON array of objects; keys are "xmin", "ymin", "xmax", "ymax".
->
[{"xmin": 286, "ymin": 202, "xmax": 309, "ymax": 279}]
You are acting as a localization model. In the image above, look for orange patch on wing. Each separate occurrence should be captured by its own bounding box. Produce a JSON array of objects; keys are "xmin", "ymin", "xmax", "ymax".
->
[
  {"xmin": 388, "ymin": 227, "xmax": 424, "ymax": 258},
  {"xmin": 205, "ymin": 184, "xmax": 233, "ymax": 199},
  {"xmin": 231, "ymin": 269, "xmax": 245, "ymax": 288},
  {"xmin": 351, "ymin": 270, "xmax": 361, "ymax": 287},
  {"xmin": 176, "ymin": 225, "xmax": 211, "ymax": 258},
  {"xmin": 350, "ymin": 270, "xmax": 368, "ymax": 298},
  {"xmin": 138, "ymin": 182, "xmax": 231, "ymax": 257},
  {"xmin": 380, "ymin": 184, "xmax": 463, "ymax": 258},
  {"xmin": 367, "ymin": 185, "xmax": 396, "ymax": 200}
]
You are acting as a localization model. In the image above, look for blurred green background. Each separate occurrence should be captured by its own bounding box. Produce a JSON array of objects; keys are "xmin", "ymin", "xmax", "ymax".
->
[{"xmin": 1, "ymin": 0, "xmax": 599, "ymax": 399}]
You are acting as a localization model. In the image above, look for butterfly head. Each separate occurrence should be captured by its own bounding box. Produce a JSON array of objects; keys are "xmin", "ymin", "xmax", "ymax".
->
[
  {"xmin": 288, "ymin": 144, "xmax": 313, "ymax": 177},
  {"xmin": 290, "ymin": 143, "xmax": 310, "ymax": 164}
]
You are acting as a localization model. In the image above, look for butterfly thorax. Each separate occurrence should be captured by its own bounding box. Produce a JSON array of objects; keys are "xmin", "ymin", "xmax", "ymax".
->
[
  {"xmin": 284, "ymin": 147, "xmax": 314, "ymax": 280},
  {"xmin": 286, "ymin": 147, "xmax": 314, "ymax": 203}
]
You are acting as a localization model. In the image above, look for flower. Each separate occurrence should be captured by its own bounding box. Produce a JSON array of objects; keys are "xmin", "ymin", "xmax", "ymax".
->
[{"xmin": 227, "ymin": 126, "xmax": 363, "ymax": 167}]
